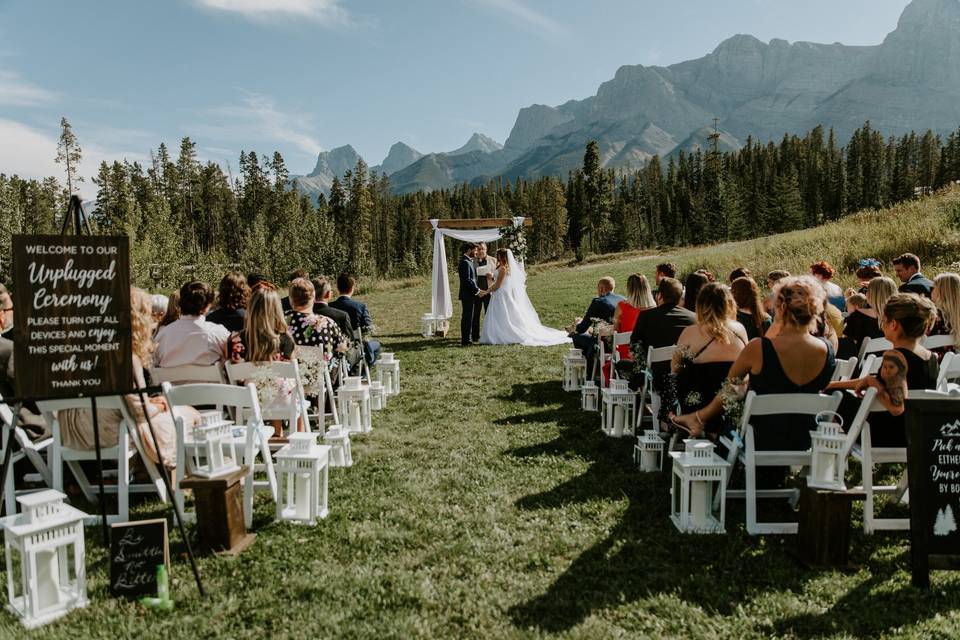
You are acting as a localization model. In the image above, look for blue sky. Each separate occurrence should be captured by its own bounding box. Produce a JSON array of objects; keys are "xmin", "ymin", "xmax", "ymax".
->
[{"xmin": 0, "ymin": 0, "xmax": 910, "ymax": 196}]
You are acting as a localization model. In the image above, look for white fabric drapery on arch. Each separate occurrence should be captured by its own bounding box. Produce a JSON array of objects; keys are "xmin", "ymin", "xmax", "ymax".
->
[{"xmin": 430, "ymin": 217, "xmax": 525, "ymax": 319}]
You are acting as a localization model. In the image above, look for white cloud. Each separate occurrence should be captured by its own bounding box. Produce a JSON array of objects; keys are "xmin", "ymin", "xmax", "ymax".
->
[
  {"xmin": 472, "ymin": 0, "xmax": 568, "ymax": 39},
  {"xmin": 193, "ymin": 0, "xmax": 349, "ymax": 24},
  {"xmin": 197, "ymin": 91, "xmax": 324, "ymax": 158},
  {"xmin": 0, "ymin": 70, "xmax": 57, "ymax": 107},
  {"xmin": 0, "ymin": 118, "xmax": 150, "ymax": 199}
]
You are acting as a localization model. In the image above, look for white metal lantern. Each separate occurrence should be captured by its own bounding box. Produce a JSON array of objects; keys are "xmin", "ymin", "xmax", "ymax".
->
[
  {"xmin": 807, "ymin": 411, "xmax": 847, "ymax": 490},
  {"xmin": 601, "ymin": 379, "xmax": 637, "ymax": 438},
  {"xmin": 634, "ymin": 429, "xmax": 665, "ymax": 472},
  {"xmin": 1, "ymin": 491, "xmax": 87, "ymax": 629},
  {"xmin": 377, "ymin": 353, "xmax": 401, "ymax": 396},
  {"xmin": 420, "ymin": 313, "xmax": 436, "ymax": 337},
  {"xmin": 190, "ymin": 414, "xmax": 239, "ymax": 478},
  {"xmin": 581, "ymin": 381, "xmax": 599, "ymax": 412},
  {"xmin": 337, "ymin": 377, "xmax": 372, "ymax": 434},
  {"xmin": 669, "ymin": 439, "xmax": 730, "ymax": 534},
  {"xmin": 562, "ymin": 348, "xmax": 587, "ymax": 392},
  {"xmin": 275, "ymin": 433, "xmax": 330, "ymax": 524},
  {"xmin": 322, "ymin": 425, "xmax": 353, "ymax": 468},
  {"xmin": 369, "ymin": 381, "xmax": 387, "ymax": 411}
]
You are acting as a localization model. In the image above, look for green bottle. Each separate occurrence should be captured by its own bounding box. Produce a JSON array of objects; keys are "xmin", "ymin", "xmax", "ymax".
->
[{"xmin": 156, "ymin": 564, "xmax": 169, "ymax": 602}]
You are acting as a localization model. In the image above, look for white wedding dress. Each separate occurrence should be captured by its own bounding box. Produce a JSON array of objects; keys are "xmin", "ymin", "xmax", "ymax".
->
[{"xmin": 479, "ymin": 250, "xmax": 570, "ymax": 347}]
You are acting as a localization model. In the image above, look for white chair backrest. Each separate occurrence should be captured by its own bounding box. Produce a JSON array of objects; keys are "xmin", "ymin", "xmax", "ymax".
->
[
  {"xmin": 937, "ymin": 352, "xmax": 960, "ymax": 391},
  {"xmin": 921, "ymin": 334, "xmax": 956, "ymax": 351},
  {"xmin": 162, "ymin": 381, "xmax": 262, "ymax": 424},
  {"xmin": 859, "ymin": 336, "xmax": 893, "ymax": 360},
  {"xmin": 150, "ymin": 364, "xmax": 225, "ymax": 385},
  {"xmin": 831, "ymin": 357, "xmax": 858, "ymax": 382},
  {"xmin": 225, "ymin": 360, "xmax": 300, "ymax": 386},
  {"xmin": 859, "ymin": 354, "xmax": 882, "ymax": 377},
  {"xmin": 613, "ymin": 332, "xmax": 632, "ymax": 348},
  {"xmin": 647, "ymin": 345, "xmax": 676, "ymax": 366},
  {"xmin": 739, "ymin": 391, "xmax": 843, "ymax": 442}
]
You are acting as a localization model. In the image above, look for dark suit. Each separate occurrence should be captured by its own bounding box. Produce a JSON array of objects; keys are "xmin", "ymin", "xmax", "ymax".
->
[
  {"xmin": 900, "ymin": 273, "xmax": 934, "ymax": 297},
  {"xmin": 458, "ymin": 255, "xmax": 480, "ymax": 345},
  {"xmin": 330, "ymin": 295, "xmax": 380, "ymax": 365},
  {"xmin": 471, "ymin": 255, "xmax": 494, "ymax": 341},
  {"xmin": 616, "ymin": 303, "xmax": 696, "ymax": 389},
  {"xmin": 570, "ymin": 292, "xmax": 625, "ymax": 374}
]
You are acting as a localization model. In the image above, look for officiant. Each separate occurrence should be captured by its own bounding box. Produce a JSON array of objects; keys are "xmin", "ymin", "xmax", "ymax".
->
[{"xmin": 471, "ymin": 241, "xmax": 495, "ymax": 343}]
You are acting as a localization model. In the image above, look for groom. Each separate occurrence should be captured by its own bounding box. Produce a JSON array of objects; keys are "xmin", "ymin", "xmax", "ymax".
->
[
  {"xmin": 471, "ymin": 241, "xmax": 495, "ymax": 343},
  {"xmin": 458, "ymin": 243, "xmax": 487, "ymax": 346}
]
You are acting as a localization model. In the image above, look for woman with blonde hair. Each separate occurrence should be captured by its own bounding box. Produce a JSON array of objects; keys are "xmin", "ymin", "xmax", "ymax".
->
[
  {"xmin": 839, "ymin": 276, "xmax": 896, "ymax": 358},
  {"xmin": 603, "ymin": 274, "xmax": 657, "ymax": 382},
  {"xmin": 59, "ymin": 288, "xmax": 198, "ymax": 470},
  {"xmin": 930, "ymin": 272, "xmax": 960, "ymax": 351},
  {"xmin": 673, "ymin": 277, "xmax": 835, "ymax": 454},
  {"xmin": 669, "ymin": 283, "xmax": 748, "ymax": 437}
]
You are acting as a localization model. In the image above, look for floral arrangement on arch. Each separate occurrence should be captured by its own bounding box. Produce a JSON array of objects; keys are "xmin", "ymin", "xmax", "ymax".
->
[{"xmin": 497, "ymin": 222, "xmax": 528, "ymax": 264}]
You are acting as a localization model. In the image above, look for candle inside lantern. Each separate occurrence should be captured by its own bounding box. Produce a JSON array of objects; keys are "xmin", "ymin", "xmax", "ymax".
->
[
  {"xmin": 613, "ymin": 405, "xmax": 625, "ymax": 437},
  {"xmin": 641, "ymin": 449, "xmax": 657, "ymax": 472},
  {"xmin": 689, "ymin": 480, "xmax": 711, "ymax": 529},
  {"xmin": 350, "ymin": 402, "xmax": 362, "ymax": 431},
  {"xmin": 817, "ymin": 452, "xmax": 836, "ymax": 483},
  {"xmin": 35, "ymin": 548, "xmax": 62, "ymax": 610},
  {"xmin": 295, "ymin": 472, "xmax": 311, "ymax": 519}
]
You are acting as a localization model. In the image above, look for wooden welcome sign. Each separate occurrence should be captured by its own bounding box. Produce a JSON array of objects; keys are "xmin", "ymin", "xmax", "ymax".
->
[
  {"xmin": 11, "ymin": 234, "xmax": 131, "ymax": 399},
  {"xmin": 906, "ymin": 397, "xmax": 960, "ymax": 588}
]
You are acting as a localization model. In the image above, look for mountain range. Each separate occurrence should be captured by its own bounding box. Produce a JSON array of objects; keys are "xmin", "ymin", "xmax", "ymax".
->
[{"xmin": 291, "ymin": 0, "xmax": 960, "ymax": 198}]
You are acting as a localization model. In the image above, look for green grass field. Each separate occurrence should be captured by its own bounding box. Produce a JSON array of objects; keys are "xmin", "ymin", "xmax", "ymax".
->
[{"xmin": 3, "ymin": 189, "xmax": 960, "ymax": 638}]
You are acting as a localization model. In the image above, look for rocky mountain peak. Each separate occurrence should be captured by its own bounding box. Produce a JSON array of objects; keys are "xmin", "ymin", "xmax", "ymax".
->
[
  {"xmin": 377, "ymin": 141, "xmax": 423, "ymax": 176},
  {"xmin": 449, "ymin": 133, "xmax": 503, "ymax": 156},
  {"xmin": 309, "ymin": 144, "xmax": 362, "ymax": 178}
]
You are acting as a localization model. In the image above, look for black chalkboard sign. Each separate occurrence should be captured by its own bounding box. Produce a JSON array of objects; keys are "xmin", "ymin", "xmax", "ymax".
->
[
  {"xmin": 906, "ymin": 398, "xmax": 960, "ymax": 588},
  {"xmin": 110, "ymin": 519, "xmax": 170, "ymax": 597},
  {"xmin": 11, "ymin": 234, "xmax": 132, "ymax": 399}
]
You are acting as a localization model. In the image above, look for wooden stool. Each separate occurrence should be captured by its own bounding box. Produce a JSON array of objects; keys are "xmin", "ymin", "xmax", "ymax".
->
[
  {"xmin": 181, "ymin": 466, "xmax": 256, "ymax": 556},
  {"xmin": 797, "ymin": 483, "xmax": 865, "ymax": 569}
]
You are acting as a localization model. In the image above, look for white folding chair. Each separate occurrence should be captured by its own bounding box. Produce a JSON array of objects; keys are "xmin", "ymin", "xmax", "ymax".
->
[
  {"xmin": 722, "ymin": 391, "xmax": 843, "ymax": 535},
  {"xmin": 841, "ymin": 388, "xmax": 956, "ymax": 533},
  {"xmin": 634, "ymin": 345, "xmax": 676, "ymax": 433},
  {"xmin": 858, "ymin": 336, "xmax": 893, "ymax": 361},
  {"xmin": 921, "ymin": 334, "xmax": 956, "ymax": 351},
  {"xmin": 149, "ymin": 364, "xmax": 226, "ymax": 385},
  {"xmin": 38, "ymin": 395, "xmax": 168, "ymax": 525},
  {"xmin": 608, "ymin": 332, "xmax": 633, "ymax": 382},
  {"xmin": 0, "ymin": 396, "xmax": 53, "ymax": 503},
  {"xmin": 296, "ymin": 346, "xmax": 339, "ymax": 431},
  {"xmin": 225, "ymin": 360, "xmax": 312, "ymax": 436},
  {"xmin": 0, "ymin": 410, "xmax": 25, "ymax": 513},
  {"xmin": 831, "ymin": 357, "xmax": 859, "ymax": 382},
  {"xmin": 859, "ymin": 354, "xmax": 882, "ymax": 377},
  {"xmin": 355, "ymin": 327, "xmax": 372, "ymax": 382},
  {"xmin": 163, "ymin": 382, "xmax": 278, "ymax": 529},
  {"xmin": 937, "ymin": 351, "xmax": 960, "ymax": 392}
]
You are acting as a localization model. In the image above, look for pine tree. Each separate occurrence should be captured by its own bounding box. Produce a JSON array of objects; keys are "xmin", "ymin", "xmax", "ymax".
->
[{"xmin": 55, "ymin": 117, "xmax": 83, "ymax": 194}]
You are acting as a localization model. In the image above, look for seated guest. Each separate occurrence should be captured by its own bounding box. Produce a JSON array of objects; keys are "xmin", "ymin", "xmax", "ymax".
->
[
  {"xmin": 810, "ymin": 260, "xmax": 845, "ymax": 311},
  {"xmin": 151, "ymin": 294, "xmax": 168, "ymax": 326},
  {"xmin": 312, "ymin": 276, "xmax": 361, "ymax": 373},
  {"xmin": 845, "ymin": 292, "xmax": 868, "ymax": 316},
  {"xmin": 930, "ymin": 273, "xmax": 960, "ymax": 353},
  {"xmin": 153, "ymin": 281, "xmax": 229, "ymax": 368},
  {"xmin": 673, "ymin": 277, "xmax": 836, "ymax": 453},
  {"xmin": 247, "ymin": 272, "xmax": 267, "ymax": 289},
  {"xmin": 728, "ymin": 267, "xmax": 751, "ymax": 283},
  {"xmin": 682, "ymin": 272, "xmax": 709, "ymax": 311},
  {"xmin": 614, "ymin": 277, "xmax": 695, "ymax": 390},
  {"xmin": 655, "ymin": 262, "xmax": 678, "ymax": 286},
  {"xmin": 827, "ymin": 293, "xmax": 939, "ymax": 447},
  {"xmin": 670, "ymin": 283, "xmax": 748, "ymax": 437},
  {"xmin": 894, "ymin": 252, "xmax": 933, "ymax": 296},
  {"xmin": 159, "ymin": 290, "xmax": 180, "ymax": 328},
  {"xmin": 764, "ymin": 270, "xmax": 791, "ymax": 315},
  {"xmin": 228, "ymin": 287, "xmax": 298, "ymax": 438},
  {"xmin": 565, "ymin": 277, "xmax": 625, "ymax": 376},
  {"xmin": 838, "ymin": 276, "xmax": 897, "ymax": 359},
  {"xmin": 207, "ymin": 271, "xmax": 250, "ymax": 333},
  {"xmin": 603, "ymin": 274, "xmax": 655, "ymax": 383},
  {"xmin": 855, "ymin": 259, "xmax": 883, "ymax": 293},
  {"xmin": 731, "ymin": 277, "xmax": 771, "ymax": 340},
  {"xmin": 0, "ymin": 284, "xmax": 14, "ymax": 341},
  {"xmin": 59, "ymin": 288, "xmax": 198, "ymax": 469},
  {"xmin": 330, "ymin": 273, "xmax": 381, "ymax": 367},
  {"xmin": 281, "ymin": 269, "xmax": 310, "ymax": 312},
  {"xmin": 287, "ymin": 278, "xmax": 350, "ymax": 381}
]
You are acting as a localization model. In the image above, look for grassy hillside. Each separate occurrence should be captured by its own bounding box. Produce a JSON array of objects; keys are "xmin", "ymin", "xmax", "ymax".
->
[{"xmin": 4, "ymin": 189, "xmax": 960, "ymax": 638}]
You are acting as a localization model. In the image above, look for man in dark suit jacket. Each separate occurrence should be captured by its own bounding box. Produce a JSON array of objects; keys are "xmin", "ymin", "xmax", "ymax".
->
[
  {"xmin": 330, "ymin": 273, "xmax": 381, "ymax": 366},
  {"xmin": 457, "ymin": 243, "xmax": 483, "ymax": 346},
  {"xmin": 566, "ymin": 277, "xmax": 625, "ymax": 376},
  {"xmin": 312, "ymin": 277, "xmax": 362, "ymax": 373},
  {"xmin": 893, "ymin": 252, "xmax": 934, "ymax": 297},
  {"xmin": 616, "ymin": 277, "xmax": 695, "ymax": 388}
]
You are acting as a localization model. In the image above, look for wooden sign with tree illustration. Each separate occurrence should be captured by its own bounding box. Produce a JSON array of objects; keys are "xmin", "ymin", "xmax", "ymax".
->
[
  {"xmin": 11, "ymin": 234, "xmax": 131, "ymax": 398},
  {"xmin": 906, "ymin": 397, "xmax": 960, "ymax": 588}
]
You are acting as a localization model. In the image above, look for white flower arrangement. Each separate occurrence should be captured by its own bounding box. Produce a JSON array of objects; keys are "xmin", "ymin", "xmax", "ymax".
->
[
  {"xmin": 498, "ymin": 222, "xmax": 528, "ymax": 263},
  {"xmin": 248, "ymin": 364, "xmax": 295, "ymax": 409}
]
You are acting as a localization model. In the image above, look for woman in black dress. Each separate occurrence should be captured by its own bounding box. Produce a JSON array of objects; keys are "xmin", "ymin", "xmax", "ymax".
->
[
  {"xmin": 670, "ymin": 283, "xmax": 748, "ymax": 438},
  {"xmin": 731, "ymin": 276, "xmax": 771, "ymax": 340},
  {"xmin": 839, "ymin": 276, "xmax": 897, "ymax": 359}
]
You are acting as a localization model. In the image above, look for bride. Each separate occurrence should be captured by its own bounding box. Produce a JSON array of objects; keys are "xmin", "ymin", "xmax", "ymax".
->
[{"xmin": 480, "ymin": 249, "xmax": 570, "ymax": 346}]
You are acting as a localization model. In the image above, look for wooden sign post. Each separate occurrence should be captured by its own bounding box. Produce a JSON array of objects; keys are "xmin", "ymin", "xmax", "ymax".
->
[{"xmin": 905, "ymin": 398, "xmax": 960, "ymax": 588}]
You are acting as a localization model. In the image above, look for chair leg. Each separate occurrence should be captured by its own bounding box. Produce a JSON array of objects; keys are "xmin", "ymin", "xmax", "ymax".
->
[
  {"xmin": 118, "ymin": 444, "xmax": 130, "ymax": 524},
  {"xmin": 745, "ymin": 455, "xmax": 758, "ymax": 535},
  {"xmin": 260, "ymin": 430, "xmax": 278, "ymax": 502},
  {"xmin": 3, "ymin": 459, "xmax": 15, "ymax": 514}
]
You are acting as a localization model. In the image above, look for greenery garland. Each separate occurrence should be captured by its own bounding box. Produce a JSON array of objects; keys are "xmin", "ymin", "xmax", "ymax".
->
[{"xmin": 498, "ymin": 222, "xmax": 528, "ymax": 264}]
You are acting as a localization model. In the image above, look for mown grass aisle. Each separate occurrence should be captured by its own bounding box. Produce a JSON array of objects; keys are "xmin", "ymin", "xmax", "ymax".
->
[{"xmin": 4, "ymin": 191, "xmax": 960, "ymax": 638}]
